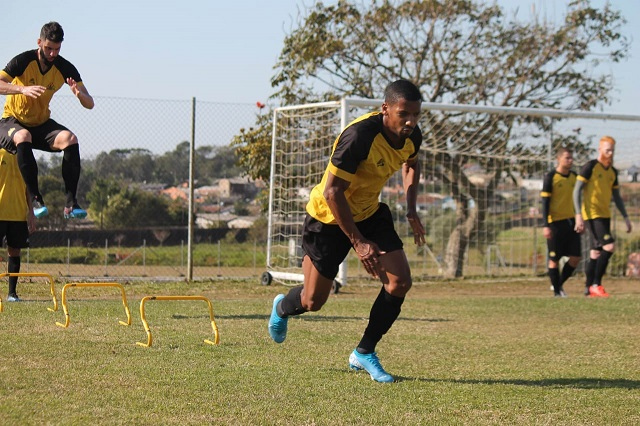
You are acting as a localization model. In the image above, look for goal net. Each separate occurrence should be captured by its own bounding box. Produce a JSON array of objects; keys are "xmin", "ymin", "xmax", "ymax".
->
[{"xmin": 265, "ymin": 99, "xmax": 640, "ymax": 285}]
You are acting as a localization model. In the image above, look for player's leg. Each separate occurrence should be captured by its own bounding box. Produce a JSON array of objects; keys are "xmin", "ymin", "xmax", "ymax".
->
[
  {"xmin": 349, "ymin": 204, "xmax": 407, "ymax": 382},
  {"xmin": 589, "ymin": 219, "xmax": 613, "ymax": 297},
  {"xmin": 268, "ymin": 215, "xmax": 350, "ymax": 343},
  {"xmin": 583, "ymin": 219, "xmax": 600, "ymax": 295},
  {"xmin": 50, "ymin": 129, "xmax": 86, "ymax": 219},
  {"xmin": 5, "ymin": 221, "xmax": 29, "ymax": 301},
  {"xmin": 546, "ymin": 225, "xmax": 561, "ymax": 296},
  {"xmin": 0, "ymin": 119, "xmax": 47, "ymax": 217}
]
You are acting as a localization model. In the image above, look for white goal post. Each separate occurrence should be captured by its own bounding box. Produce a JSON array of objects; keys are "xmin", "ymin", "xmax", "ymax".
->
[{"xmin": 263, "ymin": 98, "xmax": 640, "ymax": 286}]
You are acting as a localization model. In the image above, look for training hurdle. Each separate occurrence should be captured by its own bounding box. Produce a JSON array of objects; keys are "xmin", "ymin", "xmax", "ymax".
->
[
  {"xmin": 136, "ymin": 295, "xmax": 220, "ymax": 347},
  {"xmin": 0, "ymin": 272, "xmax": 58, "ymax": 313},
  {"xmin": 56, "ymin": 282, "xmax": 131, "ymax": 328}
]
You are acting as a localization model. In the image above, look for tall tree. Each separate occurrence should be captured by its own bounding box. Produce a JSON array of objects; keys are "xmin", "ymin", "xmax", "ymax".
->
[{"xmin": 234, "ymin": 0, "xmax": 629, "ymax": 277}]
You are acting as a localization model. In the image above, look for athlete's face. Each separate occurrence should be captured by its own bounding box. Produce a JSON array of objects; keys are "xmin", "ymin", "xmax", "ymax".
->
[
  {"xmin": 382, "ymin": 98, "xmax": 422, "ymax": 143},
  {"xmin": 557, "ymin": 151, "xmax": 573, "ymax": 172},
  {"xmin": 37, "ymin": 39, "xmax": 62, "ymax": 64},
  {"xmin": 598, "ymin": 142, "xmax": 614, "ymax": 166}
]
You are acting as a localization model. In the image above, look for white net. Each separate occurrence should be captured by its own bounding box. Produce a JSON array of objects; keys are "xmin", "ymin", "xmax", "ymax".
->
[{"xmin": 266, "ymin": 99, "xmax": 640, "ymax": 284}]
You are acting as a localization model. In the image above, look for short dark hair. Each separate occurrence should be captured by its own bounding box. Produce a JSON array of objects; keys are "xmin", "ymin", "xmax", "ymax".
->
[
  {"xmin": 40, "ymin": 22, "xmax": 64, "ymax": 43},
  {"xmin": 556, "ymin": 147, "xmax": 573, "ymax": 158},
  {"xmin": 384, "ymin": 80, "xmax": 423, "ymax": 104}
]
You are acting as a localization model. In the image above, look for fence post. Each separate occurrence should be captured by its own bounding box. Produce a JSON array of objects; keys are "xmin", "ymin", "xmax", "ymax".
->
[
  {"xmin": 143, "ymin": 239, "xmax": 146, "ymax": 276},
  {"xmin": 104, "ymin": 239, "xmax": 108, "ymax": 276},
  {"xmin": 67, "ymin": 238, "xmax": 71, "ymax": 276}
]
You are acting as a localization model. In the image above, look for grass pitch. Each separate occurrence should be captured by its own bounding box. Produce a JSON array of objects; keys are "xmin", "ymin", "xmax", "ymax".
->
[{"xmin": 1, "ymin": 278, "xmax": 639, "ymax": 425}]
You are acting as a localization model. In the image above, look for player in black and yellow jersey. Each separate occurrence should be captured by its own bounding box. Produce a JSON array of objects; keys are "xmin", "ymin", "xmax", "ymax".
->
[
  {"xmin": 0, "ymin": 148, "xmax": 37, "ymax": 302},
  {"xmin": 0, "ymin": 22, "xmax": 94, "ymax": 220},
  {"xmin": 268, "ymin": 80, "xmax": 426, "ymax": 383},
  {"xmin": 574, "ymin": 136, "xmax": 632, "ymax": 297},
  {"xmin": 541, "ymin": 147, "xmax": 581, "ymax": 297}
]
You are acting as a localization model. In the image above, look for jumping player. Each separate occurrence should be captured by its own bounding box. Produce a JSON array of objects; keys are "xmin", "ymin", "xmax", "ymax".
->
[
  {"xmin": 0, "ymin": 22, "xmax": 94, "ymax": 219},
  {"xmin": 267, "ymin": 80, "xmax": 426, "ymax": 383}
]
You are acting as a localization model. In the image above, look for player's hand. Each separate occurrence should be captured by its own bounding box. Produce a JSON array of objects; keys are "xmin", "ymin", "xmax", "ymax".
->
[
  {"xmin": 406, "ymin": 211, "xmax": 426, "ymax": 247},
  {"xmin": 66, "ymin": 78, "xmax": 80, "ymax": 96},
  {"xmin": 625, "ymin": 217, "xmax": 633, "ymax": 233},
  {"xmin": 27, "ymin": 212, "xmax": 37, "ymax": 234},
  {"xmin": 354, "ymin": 239, "xmax": 385, "ymax": 278},
  {"xmin": 543, "ymin": 227, "xmax": 552, "ymax": 240},
  {"xmin": 20, "ymin": 85, "xmax": 46, "ymax": 99},
  {"xmin": 574, "ymin": 215, "xmax": 584, "ymax": 234}
]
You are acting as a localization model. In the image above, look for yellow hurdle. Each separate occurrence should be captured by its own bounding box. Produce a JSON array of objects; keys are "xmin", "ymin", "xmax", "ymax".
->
[
  {"xmin": 0, "ymin": 272, "xmax": 58, "ymax": 313},
  {"xmin": 136, "ymin": 295, "xmax": 220, "ymax": 347},
  {"xmin": 56, "ymin": 282, "xmax": 131, "ymax": 328}
]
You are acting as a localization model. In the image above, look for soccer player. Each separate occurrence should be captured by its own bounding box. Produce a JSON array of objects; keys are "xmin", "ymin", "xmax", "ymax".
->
[
  {"xmin": 0, "ymin": 148, "xmax": 36, "ymax": 302},
  {"xmin": 0, "ymin": 22, "xmax": 94, "ymax": 219},
  {"xmin": 573, "ymin": 136, "xmax": 632, "ymax": 297},
  {"xmin": 267, "ymin": 80, "xmax": 426, "ymax": 383},
  {"xmin": 541, "ymin": 147, "xmax": 581, "ymax": 297}
]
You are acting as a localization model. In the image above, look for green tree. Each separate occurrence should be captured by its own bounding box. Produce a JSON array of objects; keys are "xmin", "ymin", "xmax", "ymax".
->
[
  {"xmin": 103, "ymin": 187, "xmax": 182, "ymax": 229},
  {"xmin": 86, "ymin": 178, "xmax": 122, "ymax": 229},
  {"xmin": 235, "ymin": 0, "xmax": 629, "ymax": 277}
]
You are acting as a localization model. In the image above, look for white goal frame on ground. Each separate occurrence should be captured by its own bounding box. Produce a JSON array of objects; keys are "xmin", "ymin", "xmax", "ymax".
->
[{"xmin": 264, "ymin": 98, "xmax": 640, "ymax": 286}]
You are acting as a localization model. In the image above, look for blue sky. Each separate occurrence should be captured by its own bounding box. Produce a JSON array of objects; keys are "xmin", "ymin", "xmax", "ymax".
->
[{"xmin": 3, "ymin": 0, "xmax": 638, "ymax": 114}]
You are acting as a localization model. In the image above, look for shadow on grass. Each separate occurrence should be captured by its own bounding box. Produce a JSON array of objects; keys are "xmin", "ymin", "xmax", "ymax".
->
[
  {"xmin": 395, "ymin": 376, "xmax": 640, "ymax": 389},
  {"xmin": 171, "ymin": 313, "xmax": 452, "ymax": 323}
]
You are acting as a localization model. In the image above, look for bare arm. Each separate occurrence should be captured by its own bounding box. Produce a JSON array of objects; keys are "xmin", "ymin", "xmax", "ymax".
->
[
  {"xmin": 323, "ymin": 171, "xmax": 383, "ymax": 278},
  {"xmin": 0, "ymin": 74, "xmax": 45, "ymax": 98},
  {"xmin": 67, "ymin": 78, "xmax": 94, "ymax": 109},
  {"xmin": 403, "ymin": 157, "xmax": 425, "ymax": 246}
]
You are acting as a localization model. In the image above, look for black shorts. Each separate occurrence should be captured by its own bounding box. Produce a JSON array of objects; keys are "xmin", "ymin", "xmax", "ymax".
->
[
  {"xmin": 585, "ymin": 218, "xmax": 614, "ymax": 249},
  {"xmin": 301, "ymin": 203, "xmax": 403, "ymax": 280},
  {"xmin": 0, "ymin": 221, "xmax": 30, "ymax": 249},
  {"xmin": 0, "ymin": 117, "xmax": 68, "ymax": 154},
  {"xmin": 546, "ymin": 219, "xmax": 581, "ymax": 261}
]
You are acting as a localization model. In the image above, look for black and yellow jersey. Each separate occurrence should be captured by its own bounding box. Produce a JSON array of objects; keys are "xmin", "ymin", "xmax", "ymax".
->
[
  {"xmin": 541, "ymin": 170, "xmax": 577, "ymax": 223},
  {"xmin": 0, "ymin": 149, "xmax": 28, "ymax": 221},
  {"xmin": 578, "ymin": 159, "xmax": 619, "ymax": 219},
  {"xmin": 306, "ymin": 112, "xmax": 422, "ymax": 224},
  {"xmin": 1, "ymin": 49, "xmax": 84, "ymax": 126}
]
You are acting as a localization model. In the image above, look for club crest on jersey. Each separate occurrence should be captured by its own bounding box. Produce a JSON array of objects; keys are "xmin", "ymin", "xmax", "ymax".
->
[{"xmin": 376, "ymin": 158, "xmax": 385, "ymax": 167}]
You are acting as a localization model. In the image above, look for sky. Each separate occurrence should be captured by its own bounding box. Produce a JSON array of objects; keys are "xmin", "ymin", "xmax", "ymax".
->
[{"xmin": 2, "ymin": 0, "xmax": 638, "ymax": 113}]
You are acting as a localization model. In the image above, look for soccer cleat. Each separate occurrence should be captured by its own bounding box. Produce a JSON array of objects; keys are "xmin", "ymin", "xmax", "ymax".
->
[
  {"xmin": 7, "ymin": 294, "xmax": 21, "ymax": 302},
  {"xmin": 349, "ymin": 350, "xmax": 394, "ymax": 383},
  {"xmin": 64, "ymin": 205, "xmax": 87, "ymax": 219},
  {"xmin": 554, "ymin": 289, "xmax": 568, "ymax": 298},
  {"xmin": 588, "ymin": 285, "xmax": 609, "ymax": 298},
  {"xmin": 32, "ymin": 199, "xmax": 49, "ymax": 218},
  {"xmin": 268, "ymin": 294, "xmax": 288, "ymax": 343}
]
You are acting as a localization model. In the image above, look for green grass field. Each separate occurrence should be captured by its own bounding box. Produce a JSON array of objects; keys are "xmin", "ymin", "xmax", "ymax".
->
[{"xmin": 1, "ymin": 278, "xmax": 639, "ymax": 425}]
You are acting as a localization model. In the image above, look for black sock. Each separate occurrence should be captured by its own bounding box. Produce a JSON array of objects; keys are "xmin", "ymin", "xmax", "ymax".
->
[
  {"xmin": 594, "ymin": 250, "xmax": 613, "ymax": 285},
  {"xmin": 16, "ymin": 143, "xmax": 42, "ymax": 202},
  {"xmin": 8, "ymin": 256, "xmax": 20, "ymax": 295},
  {"xmin": 278, "ymin": 285, "xmax": 306, "ymax": 317},
  {"xmin": 548, "ymin": 267, "xmax": 560, "ymax": 293},
  {"xmin": 62, "ymin": 144, "xmax": 81, "ymax": 207},
  {"xmin": 560, "ymin": 264, "xmax": 576, "ymax": 285},
  {"xmin": 585, "ymin": 258, "xmax": 597, "ymax": 289},
  {"xmin": 357, "ymin": 287, "xmax": 404, "ymax": 354}
]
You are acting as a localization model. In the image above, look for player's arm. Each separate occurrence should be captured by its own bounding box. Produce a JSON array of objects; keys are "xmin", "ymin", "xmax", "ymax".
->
[
  {"xmin": 573, "ymin": 179, "xmax": 585, "ymax": 233},
  {"xmin": 612, "ymin": 188, "xmax": 632, "ymax": 233},
  {"xmin": 67, "ymin": 78, "xmax": 94, "ymax": 109},
  {"xmin": 540, "ymin": 172, "xmax": 553, "ymax": 239},
  {"xmin": 403, "ymin": 157, "xmax": 425, "ymax": 246},
  {"xmin": 0, "ymin": 73, "xmax": 45, "ymax": 98},
  {"xmin": 323, "ymin": 171, "xmax": 384, "ymax": 278}
]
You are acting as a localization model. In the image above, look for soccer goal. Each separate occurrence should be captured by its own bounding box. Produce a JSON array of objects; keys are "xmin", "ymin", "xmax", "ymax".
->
[{"xmin": 263, "ymin": 98, "xmax": 640, "ymax": 285}]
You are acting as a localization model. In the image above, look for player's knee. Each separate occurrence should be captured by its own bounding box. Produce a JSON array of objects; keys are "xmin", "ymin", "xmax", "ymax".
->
[
  {"xmin": 603, "ymin": 243, "xmax": 615, "ymax": 253},
  {"xmin": 567, "ymin": 256, "xmax": 581, "ymax": 267},
  {"xmin": 386, "ymin": 276, "xmax": 412, "ymax": 297},
  {"xmin": 13, "ymin": 129, "xmax": 32, "ymax": 144},
  {"xmin": 54, "ymin": 131, "xmax": 78, "ymax": 149}
]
